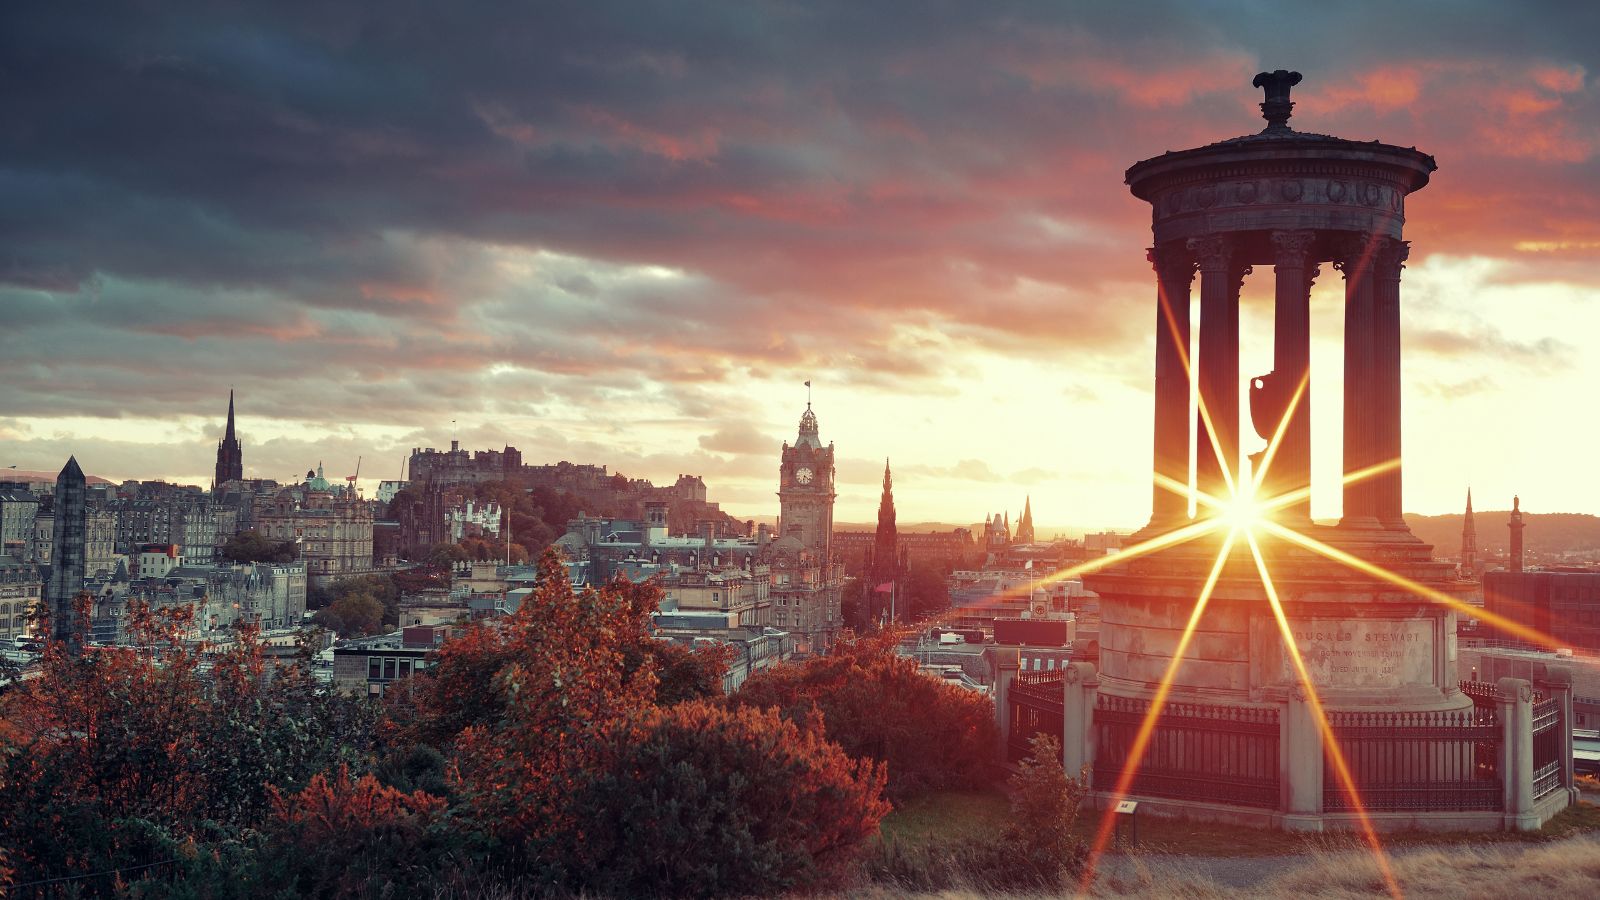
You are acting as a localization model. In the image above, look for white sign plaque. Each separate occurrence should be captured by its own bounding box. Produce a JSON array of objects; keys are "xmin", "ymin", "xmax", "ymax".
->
[{"xmin": 1279, "ymin": 618, "xmax": 1434, "ymax": 689}]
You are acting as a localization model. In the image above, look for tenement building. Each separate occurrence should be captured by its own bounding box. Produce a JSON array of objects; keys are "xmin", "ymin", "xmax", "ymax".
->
[
  {"xmin": 0, "ymin": 555, "xmax": 43, "ymax": 642},
  {"xmin": 254, "ymin": 466, "xmax": 376, "ymax": 588}
]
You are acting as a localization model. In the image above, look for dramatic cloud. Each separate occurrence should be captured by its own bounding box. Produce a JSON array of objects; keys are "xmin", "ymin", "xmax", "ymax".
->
[{"xmin": 4, "ymin": 1, "xmax": 1599, "ymax": 522}]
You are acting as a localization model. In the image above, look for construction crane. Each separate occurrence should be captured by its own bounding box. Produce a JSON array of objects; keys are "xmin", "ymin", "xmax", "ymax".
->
[{"xmin": 346, "ymin": 456, "xmax": 362, "ymax": 495}]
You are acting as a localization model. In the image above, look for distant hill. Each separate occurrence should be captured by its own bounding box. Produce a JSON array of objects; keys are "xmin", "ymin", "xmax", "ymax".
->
[
  {"xmin": 4, "ymin": 468, "xmax": 116, "ymax": 486},
  {"xmin": 1405, "ymin": 511, "xmax": 1600, "ymax": 555}
]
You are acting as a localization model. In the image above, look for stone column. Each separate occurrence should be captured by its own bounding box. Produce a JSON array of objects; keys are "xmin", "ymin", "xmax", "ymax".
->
[
  {"xmin": 1269, "ymin": 230, "xmax": 1318, "ymax": 521},
  {"xmin": 1148, "ymin": 245, "xmax": 1196, "ymax": 526},
  {"xmin": 1334, "ymin": 233, "xmax": 1380, "ymax": 529},
  {"xmin": 1498, "ymin": 676, "xmax": 1538, "ymax": 830},
  {"xmin": 1061, "ymin": 662, "xmax": 1100, "ymax": 785},
  {"xmin": 1188, "ymin": 235, "xmax": 1245, "ymax": 501},
  {"xmin": 1373, "ymin": 238, "xmax": 1410, "ymax": 530},
  {"xmin": 987, "ymin": 646, "xmax": 1020, "ymax": 760},
  {"xmin": 1280, "ymin": 684, "xmax": 1325, "ymax": 831}
]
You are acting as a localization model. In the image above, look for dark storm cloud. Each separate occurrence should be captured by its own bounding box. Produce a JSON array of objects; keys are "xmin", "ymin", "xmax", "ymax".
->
[{"xmin": 3, "ymin": 0, "xmax": 1599, "ymax": 428}]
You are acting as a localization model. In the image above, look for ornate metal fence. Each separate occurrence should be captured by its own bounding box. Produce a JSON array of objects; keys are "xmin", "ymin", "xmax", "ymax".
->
[
  {"xmin": 1322, "ymin": 706, "xmax": 1502, "ymax": 812},
  {"xmin": 1531, "ymin": 696, "xmax": 1563, "ymax": 801},
  {"xmin": 1009, "ymin": 671, "xmax": 1064, "ymax": 762},
  {"xmin": 1093, "ymin": 694, "xmax": 1280, "ymax": 808}
]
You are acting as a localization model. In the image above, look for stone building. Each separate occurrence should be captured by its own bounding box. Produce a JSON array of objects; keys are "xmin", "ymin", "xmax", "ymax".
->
[
  {"xmin": 552, "ymin": 402, "xmax": 845, "ymax": 654},
  {"xmin": 254, "ymin": 466, "xmax": 376, "ymax": 588},
  {"xmin": 0, "ymin": 491, "xmax": 40, "ymax": 558},
  {"xmin": 777, "ymin": 402, "xmax": 835, "ymax": 560},
  {"xmin": 0, "ymin": 555, "xmax": 43, "ymax": 642}
]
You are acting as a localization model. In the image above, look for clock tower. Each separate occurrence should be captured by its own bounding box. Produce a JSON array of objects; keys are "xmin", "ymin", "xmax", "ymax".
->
[{"xmin": 778, "ymin": 401, "xmax": 836, "ymax": 560}]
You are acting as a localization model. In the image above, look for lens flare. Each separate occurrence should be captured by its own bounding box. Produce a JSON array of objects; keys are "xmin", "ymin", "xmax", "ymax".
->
[{"xmin": 1246, "ymin": 529, "xmax": 1401, "ymax": 900}]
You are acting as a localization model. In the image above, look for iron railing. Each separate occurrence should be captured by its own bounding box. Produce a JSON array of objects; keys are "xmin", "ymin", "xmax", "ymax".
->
[
  {"xmin": 1531, "ymin": 697, "xmax": 1563, "ymax": 801},
  {"xmin": 1323, "ymin": 708, "xmax": 1502, "ymax": 812},
  {"xmin": 1093, "ymin": 694, "xmax": 1280, "ymax": 809},
  {"xmin": 1008, "ymin": 671, "xmax": 1064, "ymax": 762}
]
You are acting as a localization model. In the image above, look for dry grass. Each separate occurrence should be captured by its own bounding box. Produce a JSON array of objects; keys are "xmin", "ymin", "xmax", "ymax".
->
[{"xmin": 849, "ymin": 833, "xmax": 1600, "ymax": 898}]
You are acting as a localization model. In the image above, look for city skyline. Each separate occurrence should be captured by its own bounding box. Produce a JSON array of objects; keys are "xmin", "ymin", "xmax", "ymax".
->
[{"xmin": 5, "ymin": 3, "xmax": 1600, "ymax": 526}]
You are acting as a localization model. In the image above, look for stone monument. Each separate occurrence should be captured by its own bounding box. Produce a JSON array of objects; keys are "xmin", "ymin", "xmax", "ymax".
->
[{"xmin": 1061, "ymin": 71, "xmax": 1574, "ymax": 832}]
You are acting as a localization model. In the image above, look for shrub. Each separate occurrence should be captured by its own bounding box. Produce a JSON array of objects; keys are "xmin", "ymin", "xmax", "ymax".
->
[
  {"xmin": 568, "ymin": 701, "xmax": 890, "ymax": 897},
  {"xmin": 860, "ymin": 734, "xmax": 1086, "ymax": 893},
  {"xmin": 260, "ymin": 767, "xmax": 450, "ymax": 898},
  {"xmin": 731, "ymin": 634, "xmax": 999, "ymax": 798}
]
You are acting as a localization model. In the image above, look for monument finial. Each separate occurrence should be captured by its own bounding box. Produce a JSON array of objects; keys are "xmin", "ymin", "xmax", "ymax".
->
[{"xmin": 1252, "ymin": 69, "xmax": 1302, "ymax": 133}]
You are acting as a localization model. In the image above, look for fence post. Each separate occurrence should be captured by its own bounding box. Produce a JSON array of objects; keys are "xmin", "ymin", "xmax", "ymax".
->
[
  {"xmin": 1498, "ymin": 676, "xmax": 1537, "ymax": 830},
  {"xmin": 1280, "ymin": 682, "xmax": 1324, "ymax": 830},
  {"xmin": 987, "ymin": 646, "xmax": 1019, "ymax": 760},
  {"xmin": 1062, "ymin": 662, "xmax": 1099, "ymax": 783},
  {"xmin": 1537, "ymin": 665, "xmax": 1578, "ymax": 807}
]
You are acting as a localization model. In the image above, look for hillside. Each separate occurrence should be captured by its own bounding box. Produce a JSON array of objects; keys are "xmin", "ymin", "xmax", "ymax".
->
[
  {"xmin": 1406, "ymin": 510, "xmax": 1600, "ymax": 555},
  {"xmin": 3, "ymin": 468, "xmax": 117, "ymax": 486}
]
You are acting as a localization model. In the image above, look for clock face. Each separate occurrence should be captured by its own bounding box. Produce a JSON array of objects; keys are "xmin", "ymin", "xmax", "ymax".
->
[{"xmin": 796, "ymin": 466, "xmax": 814, "ymax": 485}]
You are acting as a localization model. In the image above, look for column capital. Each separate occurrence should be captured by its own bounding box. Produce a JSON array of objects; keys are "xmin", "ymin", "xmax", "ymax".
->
[
  {"xmin": 1330, "ymin": 231, "xmax": 1375, "ymax": 277},
  {"xmin": 1374, "ymin": 238, "xmax": 1411, "ymax": 283},
  {"xmin": 1186, "ymin": 234, "xmax": 1233, "ymax": 272},
  {"xmin": 1271, "ymin": 229, "xmax": 1318, "ymax": 269},
  {"xmin": 1147, "ymin": 244, "xmax": 1197, "ymax": 286}
]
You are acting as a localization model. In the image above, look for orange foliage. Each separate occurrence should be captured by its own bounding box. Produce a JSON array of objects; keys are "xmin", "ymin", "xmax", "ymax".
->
[
  {"xmin": 570, "ymin": 700, "xmax": 889, "ymax": 895},
  {"xmin": 731, "ymin": 632, "xmax": 999, "ymax": 798}
]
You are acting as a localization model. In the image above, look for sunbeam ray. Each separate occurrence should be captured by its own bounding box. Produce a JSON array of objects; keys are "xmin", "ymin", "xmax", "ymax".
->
[
  {"xmin": 1079, "ymin": 526, "xmax": 1240, "ymax": 892},
  {"xmin": 1246, "ymin": 530, "xmax": 1402, "ymax": 899}
]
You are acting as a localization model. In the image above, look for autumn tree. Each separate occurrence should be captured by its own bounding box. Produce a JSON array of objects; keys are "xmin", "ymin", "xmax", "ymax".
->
[
  {"xmin": 314, "ymin": 590, "xmax": 385, "ymax": 636},
  {"xmin": 731, "ymin": 633, "xmax": 999, "ymax": 798},
  {"xmin": 567, "ymin": 701, "xmax": 890, "ymax": 897},
  {"xmin": 259, "ymin": 766, "xmax": 452, "ymax": 897},
  {"xmin": 0, "ymin": 598, "xmax": 376, "ymax": 889}
]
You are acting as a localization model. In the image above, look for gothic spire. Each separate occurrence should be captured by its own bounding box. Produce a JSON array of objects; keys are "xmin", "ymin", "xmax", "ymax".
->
[
  {"xmin": 1459, "ymin": 487, "xmax": 1477, "ymax": 576},
  {"xmin": 214, "ymin": 389, "xmax": 244, "ymax": 487}
]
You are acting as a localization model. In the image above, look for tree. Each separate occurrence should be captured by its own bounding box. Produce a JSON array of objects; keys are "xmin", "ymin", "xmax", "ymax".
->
[
  {"xmin": 0, "ymin": 601, "xmax": 377, "ymax": 890},
  {"xmin": 1001, "ymin": 734, "xmax": 1088, "ymax": 889},
  {"xmin": 650, "ymin": 639, "xmax": 732, "ymax": 705},
  {"xmin": 315, "ymin": 591, "xmax": 385, "ymax": 637},
  {"xmin": 731, "ymin": 634, "xmax": 999, "ymax": 798},
  {"xmin": 260, "ymin": 766, "xmax": 451, "ymax": 898},
  {"xmin": 902, "ymin": 561, "xmax": 951, "ymax": 619},
  {"xmin": 221, "ymin": 529, "xmax": 298, "ymax": 564},
  {"xmin": 568, "ymin": 701, "xmax": 890, "ymax": 897},
  {"xmin": 426, "ymin": 541, "xmax": 468, "ymax": 568}
]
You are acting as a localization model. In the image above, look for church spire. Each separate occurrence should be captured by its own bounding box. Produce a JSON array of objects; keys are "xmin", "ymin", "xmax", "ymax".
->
[
  {"xmin": 1017, "ymin": 495, "xmax": 1035, "ymax": 544},
  {"xmin": 214, "ymin": 389, "xmax": 243, "ymax": 488},
  {"xmin": 1459, "ymin": 487, "xmax": 1476, "ymax": 577}
]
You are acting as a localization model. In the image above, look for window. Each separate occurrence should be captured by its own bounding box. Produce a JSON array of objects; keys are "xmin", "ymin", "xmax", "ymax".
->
[
  {"xmin": 383, "ymin": 658, "xmax": 397, "ymax": 680},
  {"xmin": 368, "ymin": 658, "xmax": 381, "ymax": 679}
]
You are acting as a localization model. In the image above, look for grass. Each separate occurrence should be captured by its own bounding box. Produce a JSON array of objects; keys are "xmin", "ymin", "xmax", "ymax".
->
[
  {"xmin": 881, "ymin": 787, "xmax": 1600, "ymax": 859},
  {"xmin": 878, "ymin": 788, "xmax": 1011, "ymax": 844}
]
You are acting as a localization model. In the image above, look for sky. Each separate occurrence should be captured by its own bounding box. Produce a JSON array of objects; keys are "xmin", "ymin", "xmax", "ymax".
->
[{"xmin": 3, "ymin": 2, "xmax": 1599, "ymax": 533}]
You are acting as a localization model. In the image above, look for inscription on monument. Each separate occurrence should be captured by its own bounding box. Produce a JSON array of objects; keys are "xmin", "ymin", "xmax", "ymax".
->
[{"xmin": 1280, "ymin": 618, "xmax": 1434, "ymax": 689}]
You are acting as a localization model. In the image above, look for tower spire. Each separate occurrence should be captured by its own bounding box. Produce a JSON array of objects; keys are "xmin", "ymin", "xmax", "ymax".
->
[
  {"xmin": 1017, "ymin": 495, "xmax": 1035, "ymax": 544},
  {"xmin": 213, "ymin": 389, "xmax": 243, "ymax": 488},
  {"xmin": 1459, "ymin": 487, "xmax": 1477, "ymax": 578},
  {"xmin": 872, "ymin": 457, "xmax": 899, "ymax": 622}
]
